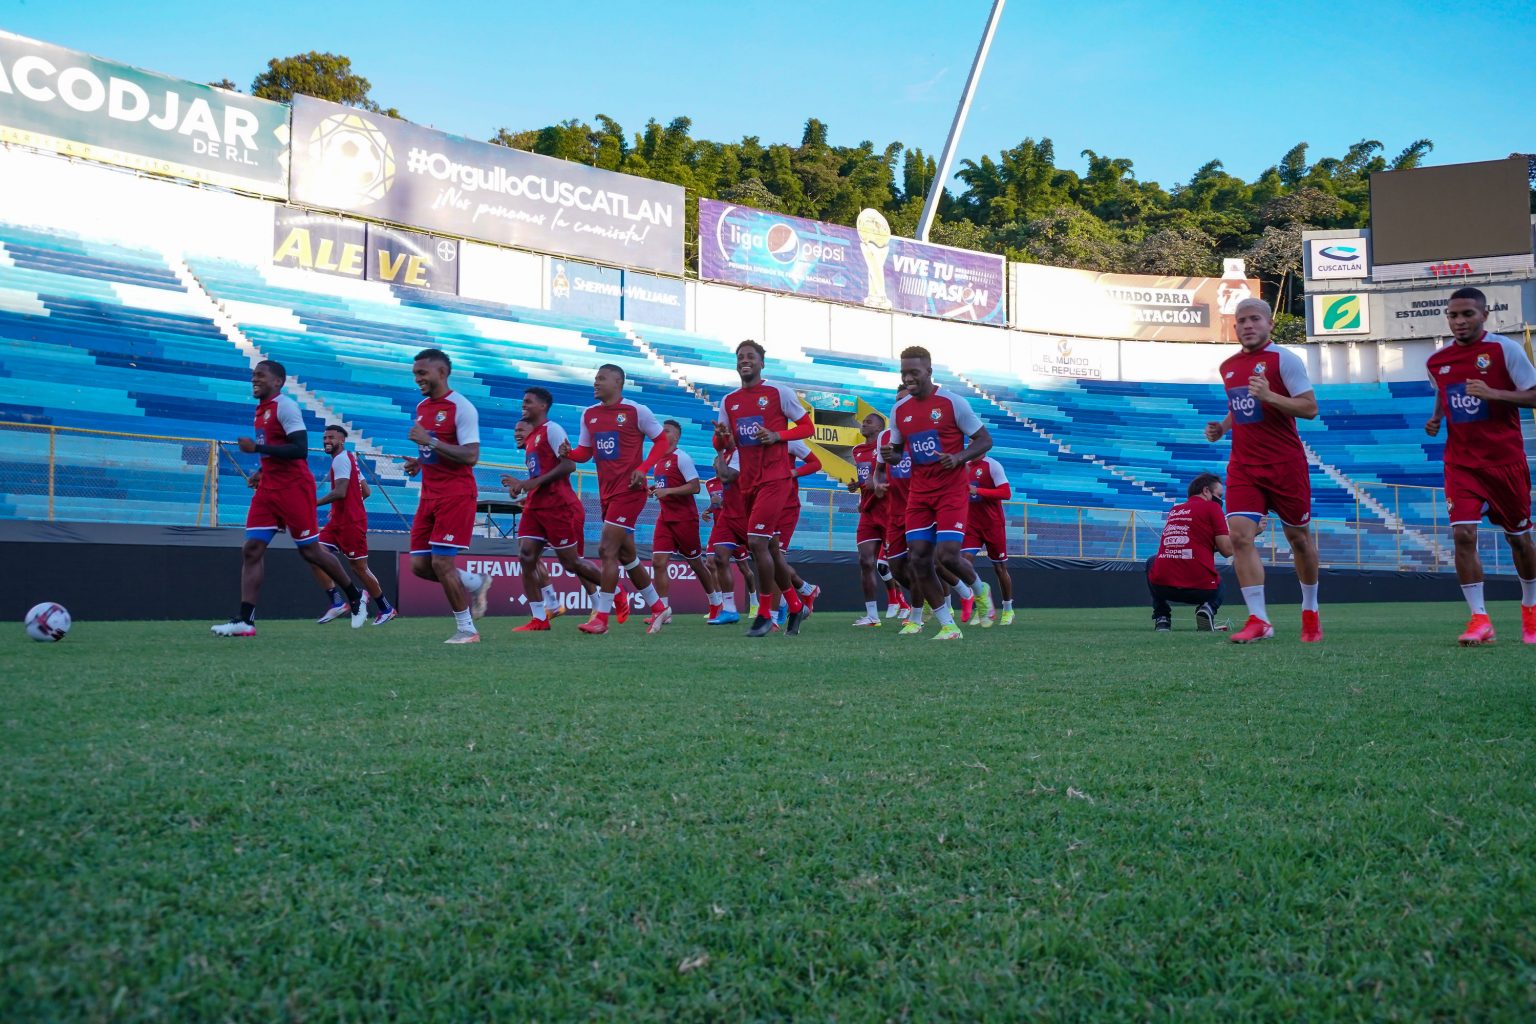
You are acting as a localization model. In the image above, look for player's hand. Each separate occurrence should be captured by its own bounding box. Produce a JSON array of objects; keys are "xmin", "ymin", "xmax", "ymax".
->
[
  {"xmin": 970, "ymin": 484, "xmax": 979, "ymax": 497},
  {"xmin": 648, "ymin": 485, "xmax": 659, "ymax": 499},
  {"xmin": 1424, "ymin": 417, "xmax": 1442, "ymax": 437},
  {"xmin": 236, "ymin": 436, "xmax": 256, "ymax": 454},
  {"xmin": 402, "ymin": 457, "xmax": 421, "ymax": 478},
  {"xmin": 1247, "ymin": 373, "xmax": 1273, "ymax": 402},
  {"xmin": 752, "ymin": 424, "xmax": 780, "ymax": 445},
  {"xmin": 557, "ymin": 438, "xmax": 571, "ymax": 458},
  {"xmin": 873, "ymin": 482, "xmax": 888, "ymax": 498},
  {"xmin": 1205, "ymin": 421, "xmax": 1227, "ymax": 442},
  {"xmin": 246, "ymin": 469, "xmax": 261, "ymax": 490},
  {"xmin": 937, "ymin": 452, "xmax": 962, "ymax": 470},
  {"xmin": 845, "ymin": 480, "xmax": 859, "ymax": 493},
  {"xmin": 629, "ymin": 469, "xmax": 647, "ymax": 489},
  {"xmin": 407, "ymin": 424, "xmax": 432, "ymax": 446},
  {"xmin": 1465, "ymin": 379, "xmax": 1495, "ymax": 401},
  {"xmin": 701, "ymin": 507, "xmax": 715, "ymax": 522},
  {"xmin": 500, "ymin": 474, "xmax": 525, "ymax": 496},
  {"xmin": 880, "ymin": 443, "xmax": 900, "ymax": 463}
]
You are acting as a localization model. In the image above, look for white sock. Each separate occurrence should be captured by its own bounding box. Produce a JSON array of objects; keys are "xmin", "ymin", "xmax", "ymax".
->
[
  {"xmin": 542, "ymin": 585, "xmax": 557, "ymax": 605},
  {"xmin": 595, "ymin": 590, "xmax": 615, "ymax": 614},
  {"xmin": 639, "ymin": 584, "xmax": 660, "ymax": 606},
  {"xmin": 1003, "ymin": 600, "xmax": 1013, "ymax": 611},
  {"xmin": 951, "ymin": 579, "xmax": 973, "ymax": 600},
  {"xmin": 1521, "ymin": 578, "xmax": 1536, "ymax": 607},
  {"xmin": 659, "ymin": 596, "xmax": 671, "ymax": 609},
  {"xmin": 453, "ymin": 608, "xmax": 475, "ymax": 633},
  {"xmin": 457, "ymin": 569, "xmax": 483, "ymax": 592},
  {"xmin": 723, "ymin": 593, "xmax": 737, "ymax": 613},
  {"xmin": 934, "ymin": 599, "xmax": 955, "ymax": 626},
  {"xmin": 1463, "ymin": 582, "xmax": 1487, "ymax": 615},
  {"xmin": 910, "ymin": 604, "xmax": 925, "ymax": 626},
  {"xmin": 865, "ymin": 601, "xmax": 879, "ymax": 618},
  {"xmin": 798, "ymin": 581, "xmax": 816, "ymax": 596},
  {"xmin": 1241, "ymin": 585, "xmax": 1268, "ymax": 622},
  {"xmin": 1300, "ymin": 583, "xmax": 1319, "ymax": 613},
  {"xmin": 707, "ymin": 591, "xmax": 723, "ymax": 606},
  {"xmin": 530, "ymin": 601, "xmax": 546, "ymax": 621}
]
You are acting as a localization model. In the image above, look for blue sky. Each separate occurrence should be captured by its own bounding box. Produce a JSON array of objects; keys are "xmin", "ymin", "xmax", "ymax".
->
[{"xmin": 4, "ymin": 0, "xmax": 1533, "ymax": 190}]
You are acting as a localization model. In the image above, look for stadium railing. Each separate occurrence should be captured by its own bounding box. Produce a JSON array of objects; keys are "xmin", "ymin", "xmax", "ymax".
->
[{"xmin": 3, "ymin": 422, "xmax": 1508, "ymax": 573}]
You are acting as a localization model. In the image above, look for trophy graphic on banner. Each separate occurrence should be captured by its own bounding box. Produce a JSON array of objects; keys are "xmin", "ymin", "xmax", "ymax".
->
[
  {"xmin": 1216, "ymin": 257, "xmax": 1252, "ymax": 343},
  {"xmin": 856, "ymin": 208, "xmax": 893, "ymax": 310}
]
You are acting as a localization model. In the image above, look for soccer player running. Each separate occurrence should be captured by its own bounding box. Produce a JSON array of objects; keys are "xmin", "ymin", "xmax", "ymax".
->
[
  {"xmin": 717, "ymin": 340, "xmax": 817, "ymax": 637},
  {"xmin": 848, "ymin": 412, "xmax": 890, "ymax": 626},
  {"xmin": 963, "ymin": 455, "xmax": 1014, "ymax": 626},
  {"xmin": 1204, "ymin": 298, "xmax": 1322, "ymax": 644},
  {"xmin": 564, "ymin": 364, "xmax": 673, "ymax": 635},
  {"xmin": 703, "ymin": 445, "xmax": 755, "ymax": 624},
  {"xmin": 212, "ymin": 360, "xmax": 364, "ymax": 637},
  {"xmin": 1424, "ymin": 286, "xmax": 1536, "ymax": 645},
  {"xmin": 883, "ymin": 346, "xmax": 995, "ymax": 640},
  {"xmin": 875, "ymin": 408, "xmax": 919, "ymax": 629},
  {"xmin": 648, "ymin": 419, "xmax": 724, "ymax": 630},
  {"xmin": 503, "ymin": 389, "xmax": 604, "ymax": 633},
  {"xmin": 403, "ymin": 349, "xmax": 493, "ymax": 644},
  {"xmin": 310, "ymin": 424, "xmax": 395, "ymax": 626},
  {"xmin": 768, "ymin": 438, "xmax": 824, "ymax": 630}
]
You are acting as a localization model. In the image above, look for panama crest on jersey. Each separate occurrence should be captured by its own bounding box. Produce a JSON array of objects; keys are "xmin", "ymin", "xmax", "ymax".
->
[
  {"xmin": 1476, "ymin": 354, "xmax": 1491, "ymax": 370},
  {"xmin": 616, "ymin": 412, "xmax": 628, "ymax": 426},
  {"xmin": 435, "ymin": 411, "xmax": 446, "ymax": 424},
  {"xmin": 757, "ymin": 395, "xmax": 769, "ymax": 410},
  {"xmin": 930, "ymin": 408, "xmax": 942, "ymax": 422}
]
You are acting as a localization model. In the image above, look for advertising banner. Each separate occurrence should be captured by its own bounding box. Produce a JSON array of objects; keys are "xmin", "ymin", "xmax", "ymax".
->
[
  {"xmin": 397, "ymin": 553, "xmax": 709, "ymax": 616},
  {"xmin": 272, "ymin": 206, "xmax": 459, "ymax": 291},
  {"xmin": 699, "ymin": 200, "xmax": 1005, "ymax": 324},
  {"xmin": 621, "ymin": 270, "xmax": 686, "ymax": 328},
  {"xmin": 0, "ymin": 32, "xmax": 290, "ymax": 195},
  {"xmin": 548, "ymin": 259, "xmax": 622, "ymax": 320},
  {"xmin": 1375, "ymin": 283, "xmax": 1525, "ymax": 339},
  {"xmin": 290, "ymin": 96, "xmax": 684, "ymax": 273},
  {"xmin": 1022, "ymin": 334, "xmax": 1119, "ymax": 380},
  {"xmin": 1009, "ymin": 263, "xmax": 1263, "ymax": 343},
  {"xmin": 1306, "ymin": 237, "xmax": 1369, "ymax": 280},
  {"xmin": 1310, "ymin": 293, "xmax": 1370, "ymax": 336}
]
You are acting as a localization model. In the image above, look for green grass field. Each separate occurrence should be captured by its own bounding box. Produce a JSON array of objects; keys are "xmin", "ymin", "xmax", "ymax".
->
[{"xmin": 4, "ymin": 603, "xmax": 1535, "ymax": 1021}]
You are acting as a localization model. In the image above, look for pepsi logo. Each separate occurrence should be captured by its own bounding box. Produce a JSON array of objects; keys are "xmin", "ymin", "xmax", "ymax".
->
[{"xmin": 766, "ymin": 223, "xmax": 799, "ymax": 265}]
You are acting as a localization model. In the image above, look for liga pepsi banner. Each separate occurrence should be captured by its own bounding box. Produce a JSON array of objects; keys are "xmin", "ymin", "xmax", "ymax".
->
[
  {"xmin": 1009, "ymin": 263, "xmax": 1264, "ymax": 343},
  {"xmin": 698, "ymin": 200, "xmax": 1006, "ymax": 324},
  {"xmin": 0, "ymin": 32, "xmax": 290, "ymax": 196},
  {"xmin": 290, "ymin": 96, "xmax": 684, "ymax": 274},
  {"xmin": 272, "ymin": 206, "xmax": 460, "ymax": 292}
]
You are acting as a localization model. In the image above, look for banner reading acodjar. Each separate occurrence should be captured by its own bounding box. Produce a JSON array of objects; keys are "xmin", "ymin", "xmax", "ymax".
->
[
  {"xmin": 289, "ymin": 96, "xmax": 684, "ymax": 274},
  {"xmin": 699, "ymin": 199, "xmax": 1006, "ymax": 324},
  {"xmin": 1010, "ymin": 263, "xmax": 1263, "ymax": 343}
]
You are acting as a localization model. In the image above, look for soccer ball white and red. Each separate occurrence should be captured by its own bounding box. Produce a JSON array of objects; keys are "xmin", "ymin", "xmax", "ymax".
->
[{"xmin": 24, "ymin": 602, "xmax": 71, "ymax": 642}]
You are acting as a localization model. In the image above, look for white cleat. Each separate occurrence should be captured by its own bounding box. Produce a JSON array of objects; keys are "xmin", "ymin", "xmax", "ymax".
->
[
  {"xmin": 316, "ymin": 603, "xmax": 348, "ymax": 624},
  {"xmin": 372, "ymin": 608, "xmax": 397, "ymax": 626},
  {"xmin": 884, "ymin": 604, "xmax": 901, "ymax": 619},
  {"xmin": 852, "ymin": 615, "xmax": 882, "ymax": 627},
  {"xmin": 469, "ymin": 575, "xmax": 494, "ymax": 620},
  {"xmin": 444, "ymin": 630, "xmax": 481, "ymax": 644},
  {"xmin": 350, "ymin": 593, "xmax": 369, "ymax": 629},
  {"xmin": 646, "ymin": 605, "xmax": 673, "ymax": 635},
  {"xmin": 211, "ymin": 620, "xmax": 256, "ymax": 638}
]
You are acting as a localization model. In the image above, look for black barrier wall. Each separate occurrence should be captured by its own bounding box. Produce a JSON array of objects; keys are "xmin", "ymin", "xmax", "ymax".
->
[{"xmin": 0, "ymin": 523, "xmax": 1520, "ymax": 623}]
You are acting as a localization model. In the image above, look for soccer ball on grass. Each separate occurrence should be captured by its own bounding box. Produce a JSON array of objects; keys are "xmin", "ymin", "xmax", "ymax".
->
[{"xmin": 25, "ymin": 602, "xmax": 71, "ymax": 642}]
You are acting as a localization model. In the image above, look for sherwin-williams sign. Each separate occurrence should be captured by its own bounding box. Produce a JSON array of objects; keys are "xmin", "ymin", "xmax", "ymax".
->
[
  {"xmin": 699, "ymin": 200, "xmax": 1006, "ymax": 324},
  {"xmin": 290, "ymin": 96, "xmax": 684, "ymax": 274},
  {"xmin": 0, "ymin": 32, "xmax": 290, "ymax": 195},
  {"xmin": 1309, "ymin": 293, "xmax": 1370, "ymax": 336}
]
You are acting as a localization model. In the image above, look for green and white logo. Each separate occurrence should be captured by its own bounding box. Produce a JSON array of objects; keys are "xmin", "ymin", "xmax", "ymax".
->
[{"xmin": 1312, "ymin": 292, "xmax": 1370, "ymax": 336}]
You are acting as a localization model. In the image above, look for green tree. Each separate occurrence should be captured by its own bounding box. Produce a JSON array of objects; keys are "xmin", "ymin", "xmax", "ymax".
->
[{"xmin": 251, "ymin": 52, "xmax": 399, "ymax": 118}]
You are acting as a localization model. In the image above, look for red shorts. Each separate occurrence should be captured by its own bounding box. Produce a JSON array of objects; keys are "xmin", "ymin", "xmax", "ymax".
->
[
  {"xmin": 1445, "ymin": 461, "xmax": 1533, "ymax": 534},
  {"xmin": 410, "ymin": 491, "xmax": 476, "ymax": 553},
  {"xmin": 963, "ymin": 511, "xmax": 1008, "ymax": 561},
  {"xmin": 1225, "ymin": 459, "xmax": 1312, "ymax": 527},
  {"xmin": 519, "ymin": 500, "xmax": 584, "ymax": 551},
  {"xmin": 904, "ymin": 480, "xmax": 971, "ymax": 543},
  {"xmin": 709, "ymin": 512, "xmax": 748, "ymax": 555},
  {"xmin": 883, "ymin": 498, "xmax": 909, "ymax": 559},
  {"xmin": 319, "ymin": 517, "xmax": 367, "ymax": 559},
  {"xmin": 601, "ymin": 489, "xmax": 648, "ymax": 532},
  {"xmin": 856, "ymin": 509, "xmax": 888, "ymax": 548},
  {"xmin": 246, "ymin": 485, "xmax": 319, "ymax": 545},
  {"xmin": 653, "ymin": 516, "xmax": 703, "ymax": 559},
  {"xmin": 776, "ymin": 500, "xmax": 802, "ymax": 551},
  {"xmin": 744, "ymin": 477, "xmax": 797, "ymax": 538}
]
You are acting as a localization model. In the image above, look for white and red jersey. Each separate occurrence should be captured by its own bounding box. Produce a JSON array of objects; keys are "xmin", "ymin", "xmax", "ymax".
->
[
  {"xmin": 577, "ymin": 398, "xmax": 663, "ymax": 502},
  {"xmin": 523, "ymin": 419, "xmax": 578, "ymax": 513},
  {"xmin": 326, "ymin": 450, "xmax": 367, "ymax": 527},
  {"xmin": 1427, "ymin": 332, "xmax": 1536, "ymax": 470},
  {"xmin": 1219, "ymin": 342, "xmax": 1311, "ymax": 466},
  {"xmin": 253, "ymin": 394, "xmax": 311, "ymax": 491},
  {"xmin": 851, "ymin": 437, "xmax": 886, "ymax": 515},
  {"xmin": 653, "ymin": 449, "xmax": 701, "ymax": 523},
  {"xmin": 874, "ymin": 427, "xmax": 913, "ymax": 508},
  {"xmin": 967, "ymin": 456, "xmax": 1010, "ymax": 524},
  {"xmin": 413, "ymin": 390, "xmax": 481, "ymax": 498},
  {"xmin": 719, "ymin": 450, "xmax": 744, "ymax": 520},
  {"xmin": 1149, "ymin": 496, "xmax": 1229, "ymax": 590},
  {"xmin": 887, "ymin": 386, "xmax": 983, "ymax": 501},
  {"xmin": 716, "ymin": 379, "xmax": 805, "ymax": 492}
]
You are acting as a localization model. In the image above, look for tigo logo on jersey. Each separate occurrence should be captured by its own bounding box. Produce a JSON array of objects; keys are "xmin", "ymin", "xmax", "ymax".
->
[
  {"xmin": 1446, "ymin": 383, "xmax": 1488, "ymax": 423},
  {"xmin": 1227, "ymin": 387, "xmax": 1262, "ymax": 424},
  {"xmin": 908, "ymin": 429, "xmax": 942, "ymax": 464},
  {"xmin": 594, "ymin": 431, "xmax": 620, "ymax": 459}
]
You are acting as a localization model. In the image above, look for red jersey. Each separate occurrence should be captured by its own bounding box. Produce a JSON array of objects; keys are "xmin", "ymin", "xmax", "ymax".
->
[
  {"xmin": 653, "ymin": 449, "xmax": 701, "ymax": 523},
  {"xmin": 1426, "ymin": 332, "xmax": 1536, "ymax": 470},
  {"xmin": 888, "ymin": 386, "xmax": 984, "ymax": 501},
  {"xmin": 413, "ymin": 390, "xmax": 481, "ymax": 498},
  {"xmin": 523, "ymin": 419, "xmax": 578, "ymax": 513},
  {"xmin": 576, "ymin": 398, "xmax": 663, "ymax": 502},
  {"xmin": 875, "ymin": 427, "xmax": 913, "ymax": 509},
  {"xmin": 851, "ymin": 438, "xmax": 886, "ymax": 515},
  {"xmin": 967, "ymin": 456, "xmax": 1010, "ymax": 526},
  {"xmin": 326, "ymin": 450, "xmax": 366, "ymax": 527},
  {"xmin": 1219, "ymin": 342, "xmax": 1311, "ymax": 466},
  {"xmin": 1148, "ymin": 496, "xmax": 1229, "ymax": 590},
  {"xmin": 716, "ymin": 380, "xmax": 805, "ymax": 492},
  {"xmin": 719, "ymin": 451, "xmax": 744, "ymax": 519},
  {"xmin": 253, "ymin": 394, "xmax": 311, "ymax": 491}
]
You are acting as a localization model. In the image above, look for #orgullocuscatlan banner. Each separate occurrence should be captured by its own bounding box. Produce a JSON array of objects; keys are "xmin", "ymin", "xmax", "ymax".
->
[{"xmin": 289, "ymin": 96, "xmax": 684, "ymax": 274}]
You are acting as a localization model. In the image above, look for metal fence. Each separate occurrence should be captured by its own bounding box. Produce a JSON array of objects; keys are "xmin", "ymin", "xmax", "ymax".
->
[{"xmin": 0, "ymin": 421, "xmax": 1507, "ymax": 572}]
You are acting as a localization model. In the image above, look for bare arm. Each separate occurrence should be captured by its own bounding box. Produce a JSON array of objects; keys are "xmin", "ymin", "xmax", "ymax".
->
[
  {"xmin": 316, "ymin": 475, "xmax": 350, "ymax": 508},
  {"xmin": 1214, "ymin": 535, "xmax": 1235, "ymax": 558},
  {"xmin": 939, "ymin": 426, "xmax": 993, "ymax": 470}
]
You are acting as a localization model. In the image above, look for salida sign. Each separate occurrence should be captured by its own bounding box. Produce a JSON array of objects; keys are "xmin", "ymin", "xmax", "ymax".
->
[
  {"xmin": 396, "ymin": 553, "xmax": 712, "ymax": 617},
  {"xmin": 272, "ymin": 206, "xmax": 460, "ymax": 292}
]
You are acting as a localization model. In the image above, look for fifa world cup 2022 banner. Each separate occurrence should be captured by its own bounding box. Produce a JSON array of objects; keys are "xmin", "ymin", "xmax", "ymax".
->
[
  {"xmin": 0, "ymin": 32, "xmax": 290, "ymax": 196},
  {"xmin": 699, "ymin": 200, "xmax": 1006, "ymax": 324},
  {"xmin": 1009, "ymin": 263, "xmax": 1264, "ymax": 343},
  {"xmin": 290, "ymin": 96, "xmax": 684, "ymax": 275}
]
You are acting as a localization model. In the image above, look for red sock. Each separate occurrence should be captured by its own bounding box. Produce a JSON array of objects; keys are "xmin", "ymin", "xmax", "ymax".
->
[
  {"xmin": 784, "ymin": 589, "xmax": 804, "ymax": 614},
  {"xmin": 757, "ymin": 593, "xmax": 772, "ymax": 618},
  {"xmin": 886, "ymin": 585, "xmax": 898, "ymax": 602}
]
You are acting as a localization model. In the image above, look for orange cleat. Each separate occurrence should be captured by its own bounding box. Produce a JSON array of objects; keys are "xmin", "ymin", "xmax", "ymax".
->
[
  {"xmin": 646, "ymin": 602, "xmax": 672, "ymax": 635},
  {"xmin": 1459, "ymin": 613, "xmax": 1496, "ymax": 646},
  {"xmin": 801, "ymin": 585, "xmax": 820, "ymax": 612},
  {"xmin": 1230, "ymin": 615, "xmax": 1274, "ymax": 644},
  {"xmin": 578, "ymin": 613, "xmax": 610, "ymax": 635},
  {"xmin": 614, "ymin": 589, "xmax": 630, "ymax": 624},
  {"xmin": 1523, "ymin": 606, "xmax": 1536, "ymax": 645},
  {"xmin": 1300, "ymin": 610, "xmax": 1323, "ymax": 643},
  {"xmin": 513, "ymin": 618, "xmax": 551, "ymax": 633},
  {"xmin": 959, "ymin": 595, "xmax": 975, "ymax": 623}
]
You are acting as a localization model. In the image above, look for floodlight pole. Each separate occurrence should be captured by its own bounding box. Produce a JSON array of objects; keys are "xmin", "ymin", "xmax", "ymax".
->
[{"xmin": 918, "ymin": 0, "xmax": 1007, "ymax": 242}]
